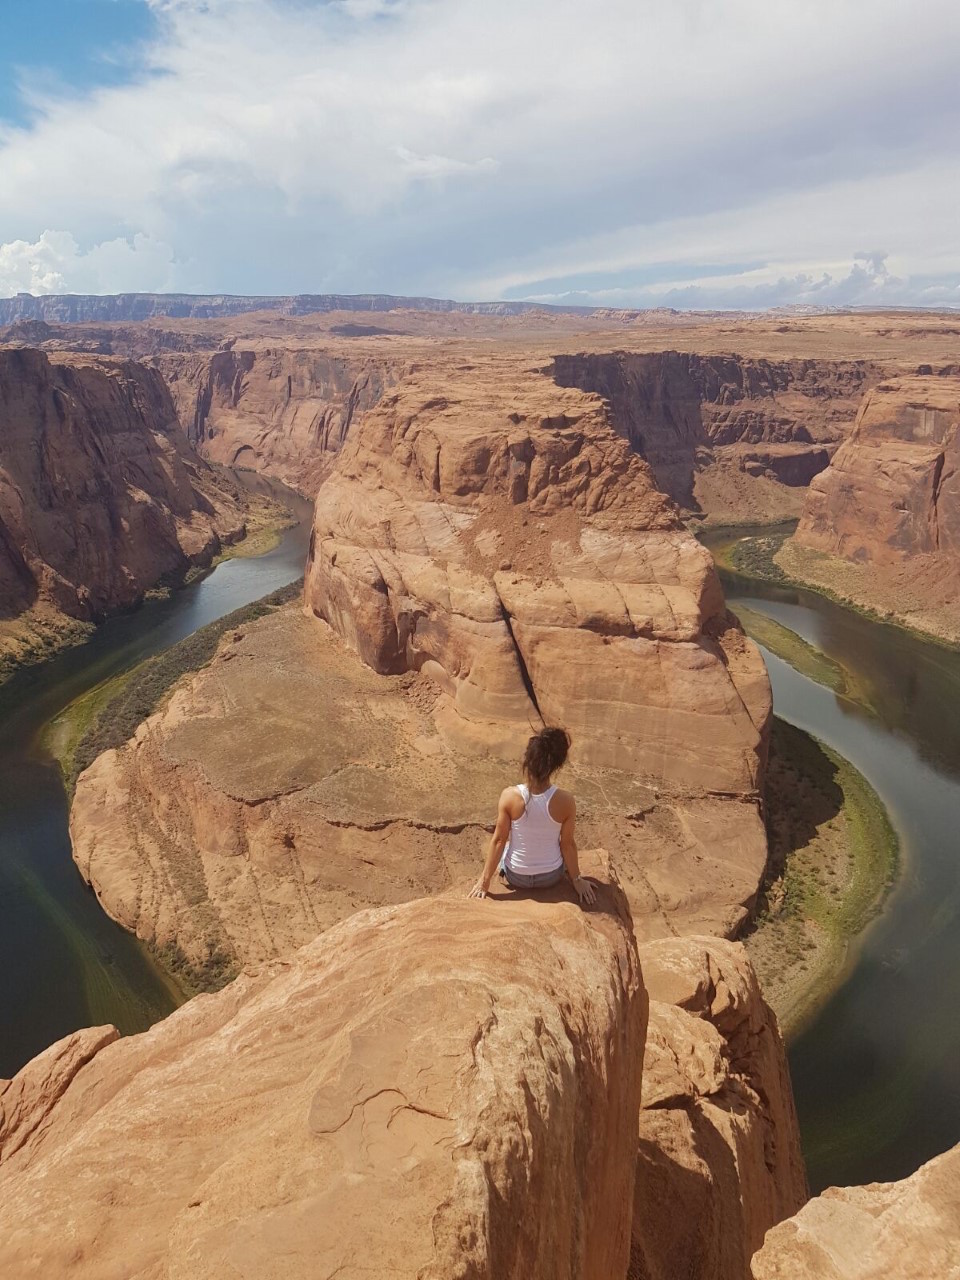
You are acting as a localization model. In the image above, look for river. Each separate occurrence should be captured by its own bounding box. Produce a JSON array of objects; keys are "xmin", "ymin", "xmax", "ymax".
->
[
  {"xmin": 0, "ymin": 477, "xmax": 313, "ymax": 1079},
  {"xmin": 705, "ymin": 529, "xmax": 960, "ymax": 1192}
]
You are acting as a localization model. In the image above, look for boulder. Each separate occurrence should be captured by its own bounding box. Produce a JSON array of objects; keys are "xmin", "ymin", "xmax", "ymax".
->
[{"xmin": 751, "ymin": 1142, "xmax": 960, "ymax": 1280}]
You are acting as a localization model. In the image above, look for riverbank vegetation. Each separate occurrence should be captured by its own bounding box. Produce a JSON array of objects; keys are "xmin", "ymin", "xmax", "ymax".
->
[
  {"xmin": 44, "ymin": 580, "xmax": 303, "ymax": 796},
  {"xmin": 707, "ymin": 522, "xmax": 960, "ymax": 653},
  {"xmin": 746, "ymin": 718, "xmax": 899, "ymax": 1037}
]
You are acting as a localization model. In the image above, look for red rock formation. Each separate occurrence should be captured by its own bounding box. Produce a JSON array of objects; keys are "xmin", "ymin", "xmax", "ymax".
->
[
  {"xmin": 552, "ymin": 351, "xmax": 878, "ymax": 516},
  {"xmin": 159, "ymin": 347, "xmax": 401, "ymax": 493},
  {"xmin": 0, "ymin": 347, "xmax": 250, "ymax": 652},
  {"xmin": 304, "ymin": 355, "xmax": 770, "ymax": 794},
  {"xmin": 632, "ymin": 937, "xmax": 807, "ymax": 1280},
  {"xmin": 751, "ymin": 1141, "xmax": 960, "ymax": 1279},
  {"xmin": 786, "ymin": 376, "xmax": 960, "ymax": 640},
  {"xmin": 0, "ymin": 878, "xmax": 647, "ymax": 1280}
]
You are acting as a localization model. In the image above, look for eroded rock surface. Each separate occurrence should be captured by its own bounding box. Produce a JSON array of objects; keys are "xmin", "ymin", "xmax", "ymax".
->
[
  {"xmin": 159, "ymin": 347, "xmax": 401, "ymax": 493},
  {"xmin": 786, "ymin": 376, "xmax": 960, "ymax": 640},
  {"xmin": 304, "ymin": 354, "xmax": 770, "ymax": 792},
  {"xmin": 71, "ymin": 605, "xmax": 769, "ymax": 985},
  {"xmin": 553, "ymin": 351, "xmax": 878, "ymax": 519},
  {"xmin": 0, "ymin": 347, "xmax": 254, "ymax": 673},
  {"xmin": 631, "ymin": 937, "xmax": 807, "ymax": 1280},
  {"xmin": 0, "ymin": 879, "xmax": 646, "ymax": 1280},
  {"xmin": 751, "ymin": 1142, "xmax": 960, "ymax": 1280}
]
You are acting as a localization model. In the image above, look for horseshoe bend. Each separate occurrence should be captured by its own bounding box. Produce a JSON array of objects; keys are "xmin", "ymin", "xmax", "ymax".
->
[{"xmin": 1, "ymin": 306, "xmax": 958, "ymax": 1278}]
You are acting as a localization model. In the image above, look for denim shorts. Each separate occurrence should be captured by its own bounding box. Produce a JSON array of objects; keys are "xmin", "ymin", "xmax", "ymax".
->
[{"xmin": 500, "ymin": 861, "xmax": 566, "ymax": 890}]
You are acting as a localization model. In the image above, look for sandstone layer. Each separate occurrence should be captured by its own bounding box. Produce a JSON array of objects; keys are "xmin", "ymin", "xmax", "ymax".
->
[
  {"xmin": 553, "ymin": 351, "xmax": 878, "ymax": 519},
  {"xmin": 787, "ymin": 376, "xmax": 960, "ymax": 641},
  {"xmin": 158, "ymin": 347, "xmax": 401, "ymax": 494},
  {"xmin": 304, "ymin": 353, "xmax": 770, "ymax": 790},
  {"xmin": 632, "ymin": 937, "xmax": 807, "ymax": 1280},
  {"xmin": 0, "ymin": 347, "xmax": 257, "ymax": 675},
  {"xmin": 752, "ymin": 1141, "xmax": 960, "ymax": 1279},
  {"xmin": 12, "ymin": 304, "xmax": 945, "ymax": 526},
  {"xmin": 71, "ymin": 604, "xmax": 769, "ymax": 986},
  {"xmin": 0, "ymin": 879, "xmax": 647, "ymax": 1280}
]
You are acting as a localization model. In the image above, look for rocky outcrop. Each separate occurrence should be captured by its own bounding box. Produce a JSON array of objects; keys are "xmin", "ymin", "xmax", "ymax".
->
[
  {"xmin": 752, "ymin": 1141, "xmax": 960, "ymax": 1279},
  {"xmin": 0, "ymin": 879, "xmax": 647, "ymax": 1279},
  {"xmin": 552, "ymin": 351, "xmax": 878, "ymax": 519},
  {"xmin": 0, "ymin": 348, "xmax": 255, "ymax": 674},
  {"xmin": 786, "ymin": 376, "xmax": 960, "ymax": 641},
  {"xmin": 158, "ymin": 347, "xmax": 401, "ymax": 493},
  {"xmin": 305, "ymin": 355, "xmax": 769, "ymax": 790},
  {"xmin": 632, "ymin": 938, "xmax": 807, "ymax": 1280}
]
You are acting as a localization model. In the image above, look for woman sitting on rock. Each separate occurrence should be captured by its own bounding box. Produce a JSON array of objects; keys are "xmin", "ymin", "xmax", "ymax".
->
[{"xmin": 468, "ymin": 726, "xmax": 597, "ymax": 905}]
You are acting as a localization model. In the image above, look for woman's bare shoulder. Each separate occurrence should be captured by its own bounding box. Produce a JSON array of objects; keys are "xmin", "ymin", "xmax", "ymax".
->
[
  {"xmin": 500, "ymin": 785, "xmax": 525, "ymax": 816},
  {"xmin": 549, "ymin": 787, "xmax": 576, "ymax": 819}
]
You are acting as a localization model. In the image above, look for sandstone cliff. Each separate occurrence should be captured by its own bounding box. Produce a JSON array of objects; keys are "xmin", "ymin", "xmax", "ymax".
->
[
  {"xmin": 0, "ymin": 878, "xmax": 647, "ymax": 1279},
  {"xmin": 785, "ymin": 376, "xmax": 960, "ymax": 641},
  {"xmin": 552, "ymin": 351, "xmax": 879, "ymax": 519},
  {"xmin": 632, "ymin": 937, "xmax": 807, "ymax": 1280},
  {"xmin": 158, "ymin": 346, "xmax": 401, "ymax": 493},
  {"xmin": 0, "ymin": 347, "xmax": 254, "ymax": 675},
  {"xmin": 752, "ymin": 1141, "xmax": 960, "ymax": 1279},
  {"xmin": 304, "ymin": 354, "xmax": 769, "ymax": 788}
]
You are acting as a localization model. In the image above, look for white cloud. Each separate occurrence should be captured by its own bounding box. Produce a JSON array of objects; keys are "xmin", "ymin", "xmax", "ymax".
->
[
  {"xmin": 0, "ymin": 0, "xmax": 958, "ymax": 305},
  {"xmin": 0, "ymin": 231, "xmax": 177, "ymax": 298}
]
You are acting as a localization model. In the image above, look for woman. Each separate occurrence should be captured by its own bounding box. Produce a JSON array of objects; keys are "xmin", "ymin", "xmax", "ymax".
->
[{"xmin": 468, "ymin": 726, "xmax": 597, "ymax": 905}]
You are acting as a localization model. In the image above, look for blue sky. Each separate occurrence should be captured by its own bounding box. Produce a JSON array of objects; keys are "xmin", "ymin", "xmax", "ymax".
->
[
  {"xmin": 1, "ymin": 0, "xmax": 959, "ymax": 309},
  {"xmin": 0, "ymin": 1, "xmax": 156, "ymax": 125}
]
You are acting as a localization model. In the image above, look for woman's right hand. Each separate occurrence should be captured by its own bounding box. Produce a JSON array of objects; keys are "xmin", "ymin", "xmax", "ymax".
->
[
  {"xmin": 573, "ymin": 875, "xmax": 597, "ymax": 907},
  {"xmin": 468, "ymin": 880, "xmax": 489, "ymax": 899}
]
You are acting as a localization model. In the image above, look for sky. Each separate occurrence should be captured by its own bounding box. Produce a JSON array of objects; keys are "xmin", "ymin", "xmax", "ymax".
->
[{"xmin": 0, "ymin": 0, "xmax": 958, "ymax": 310}]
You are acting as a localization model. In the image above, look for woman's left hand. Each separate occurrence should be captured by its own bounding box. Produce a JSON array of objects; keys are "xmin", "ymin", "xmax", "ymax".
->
[
  {"xmin": 574, "ymin": 875, "xmax": 597, "ymax": 906},
  {"xmin": 467, "ymin": 880, "xmax": 489, "ymax": 899}
]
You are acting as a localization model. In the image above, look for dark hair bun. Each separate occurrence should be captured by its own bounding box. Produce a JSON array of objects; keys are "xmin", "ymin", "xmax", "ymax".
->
[{"xmin": 523, "ymin": 726, "xmax": 571, "ymax": 780}]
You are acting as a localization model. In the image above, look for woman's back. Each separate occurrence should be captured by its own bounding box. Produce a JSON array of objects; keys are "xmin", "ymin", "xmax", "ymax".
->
[{"xmin": 504, "ymin": 784, "xmax": 564, "ymax": 875}]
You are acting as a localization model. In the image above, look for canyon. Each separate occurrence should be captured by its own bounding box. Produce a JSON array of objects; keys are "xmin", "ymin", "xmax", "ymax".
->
[
  {"xmin": 0, "ymin": 347, "xmax": 271, "ymax": 681},
  {"xmin": 2, "ymin": 298, "xmax": 959, "ymax": 1276}
]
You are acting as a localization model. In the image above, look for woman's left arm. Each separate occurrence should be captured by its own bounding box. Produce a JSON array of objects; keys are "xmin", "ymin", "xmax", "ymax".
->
[{"xmin": 468, "ymin": 791, "xmax": 513, "ymax": 898}]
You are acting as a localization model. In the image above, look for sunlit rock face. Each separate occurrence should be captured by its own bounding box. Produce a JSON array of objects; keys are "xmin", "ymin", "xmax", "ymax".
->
[{"xmin": 0, "ymin": 872, "xmax": 647, "ymax": 1280}]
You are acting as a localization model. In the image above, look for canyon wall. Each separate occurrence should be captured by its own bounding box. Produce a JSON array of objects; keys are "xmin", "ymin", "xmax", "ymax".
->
[
  {"xmin": 0, "ymin": 347, "xmax": 253, "ymax": 674},
  {"xmin": 157, "ymin": 347, "xmax": 401, "ymax": 493},
  {"xmin": 0, "ymin": 291, "xmax": 597, "ymax": 324},
  {"xmin": 752, "ymin": 1141, "xmax": 960, "ymax": 1279},
  {"xmin": 552, "ymin": 351, "xmax": 879, "ymax": 520},
  {"xmin": 632, "ymin": 938, "xmax": 807, "ymax": 1280},
  {"xmin": 0, "ymin": 878, "xmax": 647, "ymax": 1280},
  {"xmin": 784, "ymin": 375, "xmax": 960, "ymax": 641}
]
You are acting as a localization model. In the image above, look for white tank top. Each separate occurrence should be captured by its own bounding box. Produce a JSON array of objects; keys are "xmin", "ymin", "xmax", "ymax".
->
[{"xmin": 504, "ymin": 784, "xmax": 564, "ymax": 875}]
